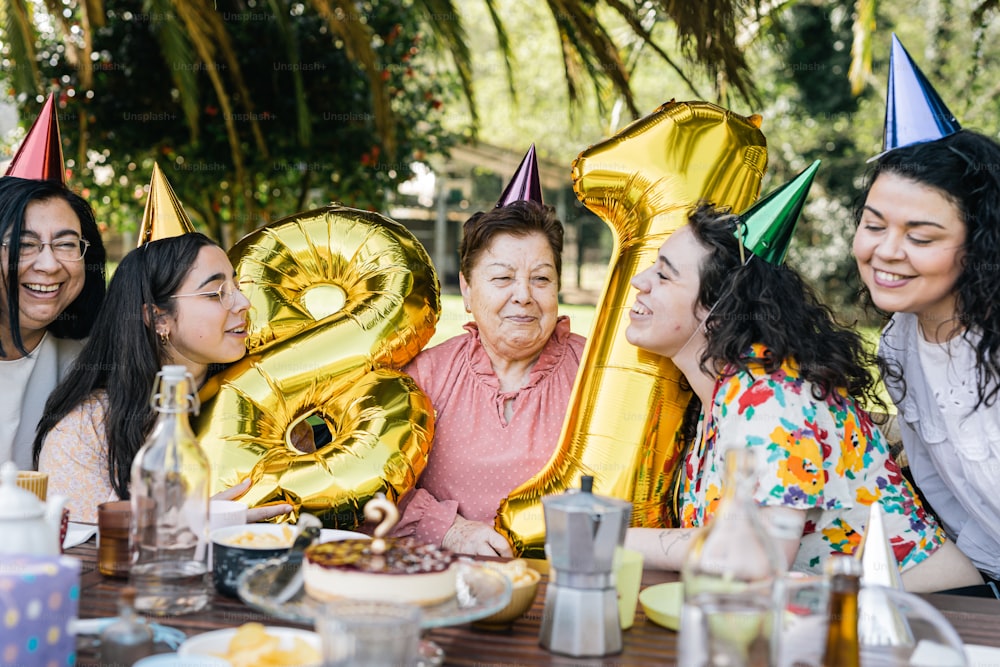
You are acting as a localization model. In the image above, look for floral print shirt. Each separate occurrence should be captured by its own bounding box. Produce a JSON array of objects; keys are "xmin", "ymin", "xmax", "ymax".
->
[{"xmin": 678, "ymin": 345, "xmax": 944, "ymax": 573}]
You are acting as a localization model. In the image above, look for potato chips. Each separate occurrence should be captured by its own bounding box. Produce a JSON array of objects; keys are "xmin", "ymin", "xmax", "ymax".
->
[
  {"xmin": 215, "ymin": 623, "xmax": 320, "ymax": 667},
  {"xmin": 482, "ymin": 559, "xmax": 539, "ymax": 587},
  {"xmin": 222, "ymin": 527, "xmax": 295, "ymax": 549}
]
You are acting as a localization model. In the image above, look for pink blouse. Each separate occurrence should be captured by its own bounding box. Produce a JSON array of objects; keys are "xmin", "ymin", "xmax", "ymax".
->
[{"xmin": 392, "ymin": 317, "xmax": 585, "ymax": 545}]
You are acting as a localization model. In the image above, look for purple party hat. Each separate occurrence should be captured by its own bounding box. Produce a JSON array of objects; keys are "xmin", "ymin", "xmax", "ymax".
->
[
  {"xmin": 882, "ymin": 34, "xmax": 961, "ymax": 153},
  {"xmin": 496, "ymin": 144, "xmax": 543, "ymax": 207}
]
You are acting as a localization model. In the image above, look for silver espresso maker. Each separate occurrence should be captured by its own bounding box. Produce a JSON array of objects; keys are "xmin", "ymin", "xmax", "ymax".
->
[{"xmin": 539, "ymin": 476, "xmax": 632, "ymax": 657}]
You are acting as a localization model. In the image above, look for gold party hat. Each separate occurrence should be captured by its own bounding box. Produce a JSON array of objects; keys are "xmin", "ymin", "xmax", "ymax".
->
[{"xmin": 137, "ymin": 163, "xmax": 196, "ymax": 246}]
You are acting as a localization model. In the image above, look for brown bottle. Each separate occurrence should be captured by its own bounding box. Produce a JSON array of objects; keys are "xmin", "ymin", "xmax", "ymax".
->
[{"xmin": 821, "ymin": 555, "xmax": 861, "ymax": 667}]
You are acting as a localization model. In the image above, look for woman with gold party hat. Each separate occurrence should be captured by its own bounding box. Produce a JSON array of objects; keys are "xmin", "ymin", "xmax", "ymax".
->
[
  {"xmin": 624, "ymin": 164, "xmax": 980, "ymax": 591},
  {"xmin": 34, "ymin": 166, "xmax": 292, "ymax": 523},
  {"xmin": 1, "ymin": 94, "xmax": 107, "ymax": 469}
]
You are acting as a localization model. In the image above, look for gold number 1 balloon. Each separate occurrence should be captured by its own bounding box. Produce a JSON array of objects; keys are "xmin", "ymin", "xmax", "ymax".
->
[
  {"xmin": 195, "ymin": 205, "xmax": 440, "ymax": 528},
  {"xmin": 497, "ymin": 100, "xmax": 768, "ymax": 556}
]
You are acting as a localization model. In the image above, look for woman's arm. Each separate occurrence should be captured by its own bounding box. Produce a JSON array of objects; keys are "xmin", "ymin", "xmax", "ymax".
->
[{"xmin": 625, "ymin": 507, "xmax": 804, "ymax": 571}]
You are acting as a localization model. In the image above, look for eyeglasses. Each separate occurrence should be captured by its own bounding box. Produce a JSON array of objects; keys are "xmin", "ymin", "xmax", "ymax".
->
[
  {"xmin": 170, "ymin": 279, "xmax": 252, "ymax": 310},
  {"xmin": 2, "ymin": 238, "xmax": 90, "ymax": 262}
]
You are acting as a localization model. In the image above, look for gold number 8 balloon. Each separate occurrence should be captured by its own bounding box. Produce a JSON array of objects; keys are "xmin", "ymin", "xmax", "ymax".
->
[
  {"xmin": 194, "ymin": 205, "xmax": 440, "ymax": 528},
  {"xmin": 497, "ymin": 101, "xmax": 768, "ymax": 555}
]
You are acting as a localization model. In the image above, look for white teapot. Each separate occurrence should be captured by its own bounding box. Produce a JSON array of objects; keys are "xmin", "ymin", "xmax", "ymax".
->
[{"xmin": 0, "ymin": 461, "xmax": 68, "ymax": 556}]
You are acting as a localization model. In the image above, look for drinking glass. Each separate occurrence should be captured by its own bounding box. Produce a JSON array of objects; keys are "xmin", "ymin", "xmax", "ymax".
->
[
  {"xmin": 776, "ymin": 573, "xmax": 829, "ymax": 667},
  {"xmin": 316, "ymin": 600, "xmax": 421, "ymax": 667}
]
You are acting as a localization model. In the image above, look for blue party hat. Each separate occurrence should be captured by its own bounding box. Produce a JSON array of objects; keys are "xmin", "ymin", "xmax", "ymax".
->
[{"xmin": 882, "ymin": 34, "xmax": 960, "ymax": 153}]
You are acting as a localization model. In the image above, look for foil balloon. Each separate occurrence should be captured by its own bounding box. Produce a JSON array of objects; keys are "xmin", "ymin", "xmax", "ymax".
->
[
  {"xmin": 195, "ymin": 205, "xmax": 440, "ymax": 528},
  {"xmin": 497, "ymin": 100, "xmax": 768, "ymax": 556}
]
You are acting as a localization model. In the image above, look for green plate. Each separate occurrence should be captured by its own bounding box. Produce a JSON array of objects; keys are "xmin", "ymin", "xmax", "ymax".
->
[{"xmin": 639, "ymin": 582, "xmax": 683, "ymax": 630}]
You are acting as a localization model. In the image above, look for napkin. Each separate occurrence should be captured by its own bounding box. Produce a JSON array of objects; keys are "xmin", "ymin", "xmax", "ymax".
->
[
  {"xmin": 70, "ymin": 618, "xmax": 187, "ymax": 649},
  {"xmin": 63, "ymin": 522, "xmax": 98, "ymax": 550}
]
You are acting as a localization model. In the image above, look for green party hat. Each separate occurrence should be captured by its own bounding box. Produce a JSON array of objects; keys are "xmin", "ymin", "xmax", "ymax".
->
[{"xmin": 736, "ymin": 160, "xmax": 820, "ymax": 265}]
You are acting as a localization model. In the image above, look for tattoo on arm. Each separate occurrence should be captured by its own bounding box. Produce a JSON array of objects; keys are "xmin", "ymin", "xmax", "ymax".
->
[{"xmin": 659, "ymin": 529, "xmax": 692, "ymax": 557}]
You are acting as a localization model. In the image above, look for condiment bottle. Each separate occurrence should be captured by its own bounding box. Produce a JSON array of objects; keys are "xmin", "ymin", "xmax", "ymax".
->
[
  {"xmin": 129, "ymin": 364, "xmax": 212, "ymax": 615},
  {"xmin": 679, "ymin": 448, "xmax": 785, "ymax": 667},
  {"xmin": 99, "ymin": 586, "xmax": 154, "ymax": 666},
  {"xmin": 821, "ymin": 555, "xmax": 862, "ymax": 667}
]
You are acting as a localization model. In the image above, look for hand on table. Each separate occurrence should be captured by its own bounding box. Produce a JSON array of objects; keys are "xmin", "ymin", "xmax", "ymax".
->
[
  {"xmin": 443, "ymin": 514, "xmax": 513, "ymax": 557},
  {"xmin": 213, "ymin": 478, "xmax": 295, "ymax": 523}
]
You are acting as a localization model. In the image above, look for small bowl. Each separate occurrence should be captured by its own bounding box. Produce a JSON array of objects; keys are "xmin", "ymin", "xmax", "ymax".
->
[
  {"xmin": 211, "ymin": 524, "xmax": 367, "ymax": 597},
  {"xmin": 471, "ymin": 566, "xmax": 541, "ymax": 630},
  {"xmin": 178, "ymin": 626, "xmax": 321, "ymax": 666},
  {"xmin": 639, "ymin": 581, "xmax": 683, "ymax": 630}
]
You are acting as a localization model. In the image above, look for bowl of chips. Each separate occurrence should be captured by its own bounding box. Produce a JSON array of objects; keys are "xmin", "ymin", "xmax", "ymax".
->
[
  {"xmin": 211, "ymin": 524, "xmax": 368, "ymax": 597},
  {"xmin": 470, "ymin": 559, "xmax": 541, "ymax": 630},
  {"xmin": 178, "ymin": 623, "xmax": 321, "ymax": 667}
]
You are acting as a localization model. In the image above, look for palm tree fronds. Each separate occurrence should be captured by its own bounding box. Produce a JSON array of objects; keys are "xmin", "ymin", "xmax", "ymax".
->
[
  {"xmin": 143, "ymin": 0, "xmax": 201, "ymax": 143},
  {"xmin": 849, "ymin": 0, "xmax": 876, "ymax": 95},
  {"xmin": 660, "ymin": 0, "xmax": 757, "ymax": 103},
  {"xmin": 413, "ymin": 0, "xmax": 480, "ymax": 127},
  {"xmin": 548, "ymin": 0, "xmax": 638, "ymax": 118},
  {"xmin": 603, "ymin": 0, "xmax": 703, "ymax": 99},
  {"xmin": 310, "ymin": 0, "xmax": 397, "ymax": 161},
  {"xmin": 479, "ymin": 0, "xmax": 517, "ymax": 100},
  {"xmin": 267, "ymin": 0, "xmax": 311, "ymax": 147},
  {"xmin": 1, "ymin": 0, "xmax": 42, "ymax": 95}
]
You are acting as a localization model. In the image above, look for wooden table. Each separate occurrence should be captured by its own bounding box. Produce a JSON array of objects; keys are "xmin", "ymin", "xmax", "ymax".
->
[{"xmin": 68, "ymin": 540, "xmax": 1000, "ymax": 666}]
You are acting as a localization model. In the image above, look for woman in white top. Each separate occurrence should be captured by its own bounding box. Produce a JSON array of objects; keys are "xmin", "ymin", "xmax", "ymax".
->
[
  {"xmin": 0, "ymin": 176, "xmax": 106, "ymax": 469},
  {"xmin": 854, "ymin": 129, "xmax": 1000, "ymax": 592}
]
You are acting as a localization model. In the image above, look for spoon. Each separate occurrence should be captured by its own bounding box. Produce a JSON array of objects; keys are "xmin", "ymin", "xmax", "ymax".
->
[{"xmin": 266, "ymin": 513, "xmax": 323, "ymax": 604}]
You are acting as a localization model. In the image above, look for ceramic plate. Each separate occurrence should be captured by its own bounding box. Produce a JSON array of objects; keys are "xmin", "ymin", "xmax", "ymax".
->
[
  {"xmin": 966, "ymin": 643, "xmax": 1000, "ymax": 667},
  {"xmin": 178, "ymin": 626, "xmax": 321, "ymax": 666},
  {"xmin": 238, "ymin": 559, "xmax": 512, "ymax": 629},
  {"xmin": 639, "ymin": 581, "xmax": 683, "ymax": 630}
]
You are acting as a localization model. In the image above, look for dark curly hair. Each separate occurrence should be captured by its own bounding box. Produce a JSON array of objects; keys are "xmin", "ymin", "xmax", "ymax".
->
[
  {"xmin": 858, "ymin": 130, "xmax": 1000, "ymax": 408},
  {"xmin": 0, "ymin": 176, "xmax": 106, "ymax": 356},
  {"xmin": 459, "ymin": 200, "xmax": 564, "ymax": 286},
  {"xmin": 676, "ymin": 203, "xmax": 887, "ymax": 438},
  {"xmin": 34, "ymin": 233, "xmax": 216, "ymax": 500}
]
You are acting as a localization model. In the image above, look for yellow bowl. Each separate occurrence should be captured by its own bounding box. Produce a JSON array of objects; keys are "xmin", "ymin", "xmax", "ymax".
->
[
  {"xmin": 639, "ymin": 581, "xmax": 683, "ymax": 630},
  {"xmin": 471, "ymin": 568, "xmax": 541, "ymax": 630}
]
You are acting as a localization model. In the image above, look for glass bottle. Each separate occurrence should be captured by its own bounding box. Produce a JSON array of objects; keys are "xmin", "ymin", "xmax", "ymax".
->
[
  {"xmin": 129, "ymin": 364, "xmax": 211, "ymax": 615},
  {"xmin": 99, "ymin": 586, "xmax": 154, "ymax": 666},
  {"xmin": 679, "ymin": 448, "xmax": 786, "ymax": 667},
  {"xmin": 821, "ymin": 555, "xmax": 861, "ymax": 667}
]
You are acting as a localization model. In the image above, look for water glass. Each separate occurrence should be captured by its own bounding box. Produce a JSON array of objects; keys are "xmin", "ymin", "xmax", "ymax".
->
[
  {"xmin": 776, "ymin": 573, "xmax": 829, "ymax": 667},
  {"xmin": 316, "ymin": 600, "xmax": 421, "ymax": 667}
]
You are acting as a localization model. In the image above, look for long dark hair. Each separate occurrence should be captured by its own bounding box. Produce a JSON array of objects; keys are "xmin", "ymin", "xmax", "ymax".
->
[
  {"xmin": 0, "ymin": 176, "xmax": 106, "ymax": 356},
  {"xmin": 678, "ymin": 203, "xmax": 886, "ymax": 442},
  {"xmin": 857, "ymin": 130, "xmax": 1000, "ymax": 409},
  {"xmin": 34, "ymin": 233, "xmax": 216, "ymax": 499}
]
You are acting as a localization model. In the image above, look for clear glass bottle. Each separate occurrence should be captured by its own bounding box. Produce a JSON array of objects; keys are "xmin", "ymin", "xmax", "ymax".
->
[
  {"xmin": 99, "ymin": 586, "xmax": 154, "ymax": 666},
  {"xmin": 821, "ymin": 555, "xmax": 861, "ymax": 667},
  {"xmin": 129, "ymin": 364, "xmax": 211, "ymax": 615},
  {"xmin": 679, "ymin": 448, "xmax": 786, "ymax": 667}
]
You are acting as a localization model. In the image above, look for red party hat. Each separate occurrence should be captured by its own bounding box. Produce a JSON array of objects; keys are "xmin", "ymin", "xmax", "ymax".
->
[
  {"xmin": 3, "ymin": 94, "xmax": 65, "ymax": 183},
  {"xmin": 496, "ymin": 144, "xmax": 543, "ymax": 207}
]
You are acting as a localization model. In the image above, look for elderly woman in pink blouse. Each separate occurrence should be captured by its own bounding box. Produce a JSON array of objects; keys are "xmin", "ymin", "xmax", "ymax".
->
[{"xmin": 392, "ymin": 199, "xmax": 585, "ymax": 556}]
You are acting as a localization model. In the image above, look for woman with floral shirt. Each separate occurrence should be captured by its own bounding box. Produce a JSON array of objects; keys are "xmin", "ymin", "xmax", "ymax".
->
[{"xmin": 623, "ymin": 202, "xmax": 981, "ymax": 593}]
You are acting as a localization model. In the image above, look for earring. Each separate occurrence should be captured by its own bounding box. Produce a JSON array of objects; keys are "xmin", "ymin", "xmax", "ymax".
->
[
  {"xmin": 158, "ymin": 330, "xmax": 170, "ymax": 346},
  {"xmin": 464, "ymin": 302, "xmax": 471, "ymax": 313}
]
